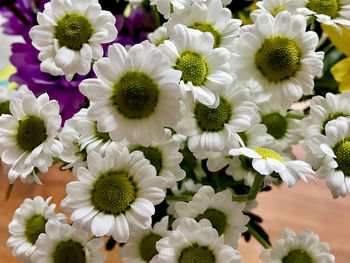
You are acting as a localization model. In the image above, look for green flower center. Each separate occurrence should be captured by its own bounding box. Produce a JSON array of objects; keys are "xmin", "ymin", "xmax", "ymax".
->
[
  {"xmin": 139, "ymin": 232, "xmax": 162, "ymax": 262},
  {"xmin": 261, "ymin": 112, "xmax": 288, "ymax": 139},
  {"xmin": 282, "ymin": 249, "xmax": 314, "ymax": 263},
  {"xmin": 0, "ymin": 100, "xmax": 10, "ymax": 115},
  {"xmin": 333, "ymin": 139, "xmax": 350, "ymax": 177},
  {"xmin": 131, "ymin": 146, "xmax": 162, "ymax": 174},
  {"xmin": 179, "ymin": 244, "xmax": 215, "ymax": 263},
  {"xmin": 321, "ymin": 112, "xmax": 348, "ymax": 135},
  {"xmin": 189, "ymin": 23, "xmax": 221, "ymax": 48},
  {"xmin": 308, "ymin": 0, "xmax": 339, "ymax": 18},
  {"xmin": 55, "ymin": 13, "xmax": 93, "ymax": 51},
  {"xmin": 271, "ymin": 6, "xmax": 286, "ymax": 17},
  {"xmin": 91, "ymin": 171, "xmax": 137, "ymax": 215},
  {"xmin": 175, "ymin": 51, "xmax": 208, "ymax": 86},
  {"xmin": 16, "ymin": 115, "xmax": 47, "ymax": 152},
  {"xmin": 255, "ymin": 36, "xmax": 301, "ymax": 82},
  {"xmin": 94, "ymin": 122, "xmax": 110, "ymax": 142},
  {"xmin": 195, "ymin": 208, "xmax": 227, "ymax": 236},
  {"xmin": 25, "ymin": 215, "xmax": 47, "ymax": 245},
  {"xmin": 53, "ymin": 239, "xmax": 86, "ymax": 263},
  {"xmin": 112, "ymin": 72, "xmax": 159, "ymax": 119},
  {"xmin": 253, "ymin": 147, "xmax": 284, "ymax": 162},
  {"xmin": 194, "ymin": 97, "xmax": 232, "ymax": 132}
]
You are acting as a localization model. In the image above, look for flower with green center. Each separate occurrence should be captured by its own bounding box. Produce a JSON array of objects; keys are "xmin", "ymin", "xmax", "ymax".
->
[
  {"xmin": 260, "ymin": 228, "xmax": 334, "ymax": 263},
  {"xmin": 131, "ymin": 146, "xmax": 163, "ymax": 173},
  {"xmin": 154, "ymin": 218, "xmax": 242, "ymax": 263},
  {"xmin": 7, "ymin": 196, "xmax": 66, "ymax": 262},
  {"xmin": 94, "ymin": 122, "xmax": 111, "ymax": 143},
  {"xmin": 160, "ymin": 24, "xmax": 232, "ymax": 107},
  {"xmin": 252, "ymin": 0, "xmax": 286, "ymax": 18},
  {"xmin": 321, "ymin": 112, "xmax": 349, "ymax": 135},
  {"xmin": 80, "ymin": 41, "xmax": 182, "ymax": 146},
  {"xmin": 233, "ymin": 11, "xmax": 323, "ymax": 105},
  {"xmin": 333, "ymin": 139, "xmax": 350, "ymax": 176},
  {"xmin": 32, "ymin": 220, "xmax": 106, "ymax": 263},
  {"xmin": 16, "ymin": 115, "xmax": 47, "ymax": 152},
  {"xmin": 189, "ymin": 23, "xmax": 221, "ymax": 48},
  {"xmin": 175, "ymin": 186, "xmax": 249, "ymax": 248},
  {"xmin": 253, "ymin": 147, "xmax": 284, "ymax": 162},
  {"xmin": 61, "ymin": 145, "xmax": 167, "ymax": 243},
  {"xmin": 29, "ymin": 0, "xmax": 117, "ymax": 80},
  {"xmin": 112, "ymin": 72, "xmax": 159, "ymax": 119},
  {"xmin": 261, "ymin": 112, "xmax": 288, "ymax": 139},
  {"xmin": 255, "ymin": 36, "xmax": 301, "ymax": 82},
  {"xmin": 55, "ymin": 13, "xmax": 93, "ymax": 51},
  {"xmin": 308, "ymin": 0, "xmax": 339, "ymax": 18}
]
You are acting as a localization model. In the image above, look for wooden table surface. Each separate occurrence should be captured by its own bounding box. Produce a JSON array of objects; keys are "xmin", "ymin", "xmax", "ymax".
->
[{"xmin": 1, "ymin": 145, "xmax": 350, "ymax": 263}]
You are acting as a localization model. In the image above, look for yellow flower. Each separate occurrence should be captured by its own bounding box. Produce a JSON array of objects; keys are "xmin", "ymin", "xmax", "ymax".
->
[{"xmin": 322, "ymin": 24, "xmax": 350, "ymax": 92}]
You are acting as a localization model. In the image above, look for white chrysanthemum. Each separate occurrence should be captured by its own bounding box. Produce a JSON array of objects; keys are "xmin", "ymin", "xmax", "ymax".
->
[
  {"xmin": 129, "ymin": 130, "xmax": 185, "ymax": 188},
  {"xmin": 0, "ymin": 85, "xmax": 31, "ymax": 116},
  {"xmin": 150, "ymin": 0, "xmax": 205, "ymax": 19},
  {"xmin": 252, "ymin": 0, "xmax": 287, "ymax": 19},
  {"xmin": 29, "ymin": 0, "xmax": 117, "ymax": 80},
  {"xmin": 260, "ymin": 228, "xmax": 335, "ymax": 263},
  {"xmin": 60, "ymin": 145, "xmax": 167, "ymax": 243},
  {"xmin": 232, "ymin": 11, "xmax": 324, "ymax": 106},
  {"xmin": 165, "ymin": 0, "xmax": 241, "ymax": 51},
  {"xmin": 0, "ymin": 91, "xmax": 63, "ymax": 184},
  {"xmin": 286, "ymin": 0, "xmax": 350, "ymax": 31},
  {"xmin": 309, "ymin": 117, "xmax": 350, "ymax": 198},
  {"xmin": 259, "ymin": 102, "xmax": 303, "ymax": 151},
  {"xmin": 175, "ymin": 85, "xmax": 257, "ymax": 153},
  {"xmin": 150, "ymin": 218, "xmax": 242, "ymax": 263},
  {"xmin": 160, "ymin": 24, "xmax": 233, "ymax": 108},
  {"xmin": 229, "ymin": 146, "xmax": 314, "ymax": 187},
  {"xmin": 119, "ymin": 216, "xmax": 169, "ymax": 262},
  {"xmin": 7, "ymin": 196, "xmax": 66, "ymax": 263},
  {"xmin": 174, "ymin": 186, "xmax": 249, "ymax": 248},
  {"xmin": 148, "ymin": 26, "xmax": 169, "ymax": 46},
  {"xmin": 31, "ymin": 220, "xmax": 106, "ymax": 263},
  {"xmin": 79, "ymin": 41, "xmax": 182, "ymax": 146}
]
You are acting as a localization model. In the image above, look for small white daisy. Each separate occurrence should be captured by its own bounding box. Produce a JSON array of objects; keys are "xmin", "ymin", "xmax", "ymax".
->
[
  {"xmin": 7, "ymin": 196, "xmax": 66, "ymax": 262},
  {"xmin": 31, "ymin": 220, "xmax": 106, "ymax": 263},
  {"xmin": 260, "ymin": 228, "xmax": 335, "ymax": 263},
  {"xmin": 175, "ymin": 85, "xmax": 257, "ymax": 153},
  {"xmin": 0, "ymin": 85, "xmax": 30, "ymax": 116},
  {"xmin": 310, "ymin": 117, "xmax": 350, "ymax": 198},
  {"xmin": 148, "ymin": 26, "xmax": 169, "ymax": 46},
  {"xmin": 79, "ymin": 41, "xmax": 182, "ymax": 146},
  {"xmin": 252, "ymin": 0, "xmax": 287, "ymax": 19},
  {"xmin": 29, "ymin": 0, "xmax": 117, "ymax": 80},
  {"xmin": 232, "ymin": 11, "xmax": 324, "ymax": 106},
  {"xmin": 60, "ymin": 145, "xmax": 167, "ymax": 243},
  {"xmin": 174, "ymin": 186, "xmax": 249, "ymax": 248},
  {"xmin": 229, "ymin": 146, "xmax": 314, "ymax": 187},
  {"xmin": 129, "ymin": 129, "xmax": 186, "ymax": 188},
  {"xmin": 150, "ymin": 217, "xmax": 242, "ymax": 263},
  {"xmin": 159, "ymin": 24, "xmax": 233, "ymax": 107},
  {"xmin": 286, "ymin": 0, "xmax": 350, "ymax": 31},
  {"xmin": 119, "ymin": 216, "xmax": 169, "ymax": 262},
  {"xmin": 0, "ymin": 90, "xmax": 63, "ymax": 184},
  {"xmin": 165, "ymin": 0, "xmax": 241, "ymax": 50},
  {"xmin": 150, "ymin": 0, "xmax": 205, "ymax": 19}
]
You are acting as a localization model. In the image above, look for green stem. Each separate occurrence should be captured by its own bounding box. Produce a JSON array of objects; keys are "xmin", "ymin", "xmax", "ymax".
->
[
  {"xmin": 232, "ymin": 173, "xmax": 264, "ymax": 201},
  {"xmin": 151, "ymin": 6, "xmax": 161, "ymax": 27},
  {"xmin": 286, "ymin": 113, "xmax": 306, "ymax": 120},
  {"xmin": 247, "ymin": 224, "xmax": 271, "ymax": 249},
  {"xmin": 165, "ymin": 195, "xmax": 192, "ymax": 202}
]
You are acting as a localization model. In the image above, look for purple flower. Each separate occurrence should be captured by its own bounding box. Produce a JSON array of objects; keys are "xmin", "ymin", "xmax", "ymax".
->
[{"xmin": 10, "ymin": 42, "xmax": 88, "ymax": 124}]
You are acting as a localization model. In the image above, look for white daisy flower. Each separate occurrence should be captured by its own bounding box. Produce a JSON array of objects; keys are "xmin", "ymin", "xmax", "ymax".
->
[
  {"xmin": 0, "ymin": 90, "xmax": 63, "ymax": 184},
  {"xmin": 311, "ymin": 117, "xmax": 350, "ymax": 198},
  {"xmin": 165, "ymin": 0, "xmax": 241, "ymax": 50},
  {"xmin": 174, "ymin": 186, "xmax": 249, "ymax": 248},
  {"xmin": 260, "ymin": 228, "xmax": 335, "ymax": 263},
  {"xmin": 229, "ymin": 146, "xmax": 314, "ymax": 187},
  {"xmin": 148, "ymin": 26, "xmax": 169, "ymax": 46},
  {"xmin": 252, "ymin": 0, "xmax": 287, "ymax": 19},
  {"xmin": 7, "ymin": 196, "xmax": 66, "ymax": 262},
  {"xmin": 286, "ymin": 0, "xmax": 350, "ymax": 31},
  {"xmin": 159, "ymin": 24, "xmax": 233, "ymax": 108},
  {"xmin": 119, "ymin": 216, "xmax": 169, "ymax": 262},
  {"xmin": 60, "ymin": 145, "xmax": 167, "ymax": 243},
  {"xmin": 79, "ymin": 41, "xmax": 182, "ymax": 146},
  {"xmin": 232, "ymin": 11, "xmax": 324, "ymax": 106},
  {"xmin": 0, "ymin": 85, "xmax": 30, "ymax": 116},
  {"xmin": 129, "ymin": 130, "xmax": 186, "ymax": 188},
  {"xmin": 150, "ymin": 0, "xmax": 205, "ymax": 19},
  {"xmin": 150, "ymin": 217, "xmax": 242, "ymax": 263},
  {"xmin": 175, "ymin": 85, "xmax": 257, "ymax": 153},
  {"xmin": 29, "ymin": 0, "xmax": 117, "ymax": 80},
  {"xmin": 31, "ymin": 220, "xmax": 106, "ymax": 263}
]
